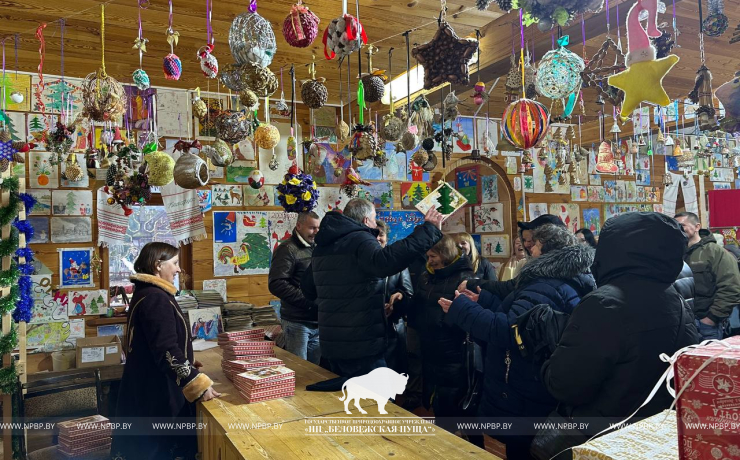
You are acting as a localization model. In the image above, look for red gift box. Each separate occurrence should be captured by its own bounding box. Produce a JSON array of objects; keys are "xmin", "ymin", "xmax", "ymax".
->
[{"xmin": 674, "ymin": 336, "xmax": 740, "ymax": 460}]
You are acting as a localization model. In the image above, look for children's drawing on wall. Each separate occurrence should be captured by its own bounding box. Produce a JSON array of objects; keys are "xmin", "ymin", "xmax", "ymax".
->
[
  {"xmin": 188, "ymin": 308, "xmax": 223, "ymax": 339},
  {"xmin": 58, "ymin": 248, "xmax": 94, "ymax": 288}
]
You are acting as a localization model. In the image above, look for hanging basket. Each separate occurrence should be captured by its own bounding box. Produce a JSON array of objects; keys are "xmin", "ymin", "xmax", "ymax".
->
[
  {"xmin": 283, "ymin": 2, "xmax": 320, "ymax": 48},
  {"xmin": 81, "ymin": 70, "xmax": 127, "ymax": 122},
  {"xmin": 174, "ymin": 153, "xmax": 210, "ymax": 189},
  {"xmin": 229, "ymin": 7, "xmax": 277, "ymax": 67},
  {"xmin": 144, "ymin": 150, "xmax": 175, "ymax": 186}
]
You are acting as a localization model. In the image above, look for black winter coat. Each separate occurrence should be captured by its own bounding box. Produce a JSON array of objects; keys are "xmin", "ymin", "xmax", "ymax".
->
[
  {"xmin": 674, "ymin": 262, "xmax": 695, "ymax": 311},
  {"xmin": 446, "ymin": 244, "xmax": 596, "ymax": 419},
  {"xmin": 475, "ymin": 257, "xmax": 498, "ymax": 281},
  {"xmin": 412, "ymin": 256, "xmax": 475, "ymax": 410},
  {"xmin": 385, "ymin": 269, "xmax": 414, "ymax": 323},
  {"xmin": 268, "ymin": 230, "xmax": 317, "ymax": 325},
  {"xmin": 543, "ymin": 213, "xmax": 701, "ymax": 434},
  {"xmin": 113, "ymin": 274, "xmax": 213, "ymax": 460},
  {"xmin": 301, "ymin": 212, "xmax": 442, "ymax": 360}
]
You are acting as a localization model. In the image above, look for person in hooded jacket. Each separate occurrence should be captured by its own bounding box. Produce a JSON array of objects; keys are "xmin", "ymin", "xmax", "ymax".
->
[
  {"xmin": 411, "ymin": 235, "xmax": 475, "ymax": 425},
  {"xmin": 301, "ymin": 199, "xmax": 443, "ymax": 381},
  {"xmin": 376, "ymin": 220, "xmax": 414, "ymax": 374},
  {"xmin": 540, "ymin": 213, "xmax": 700, "ymax": 459},
  {"xmin": 439, "ymin": 225, "xmax": 596, "ymax": 460}
]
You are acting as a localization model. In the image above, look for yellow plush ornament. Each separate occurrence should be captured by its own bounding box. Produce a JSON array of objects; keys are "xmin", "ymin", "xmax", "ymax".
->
[
  {"xmin": 608, "ymin": 0, "xmax": 679, "ymax": 121},
  {"xmin": 143, "ymin": 147, "xmax": 175, "ymax": 186}
]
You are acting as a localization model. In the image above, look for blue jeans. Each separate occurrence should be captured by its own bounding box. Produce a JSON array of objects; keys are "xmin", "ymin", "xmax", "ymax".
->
[
  {"xmin": 696, "ymin": 318, "xmax": 724, "ymax": 341},
  {"xmin": 328, "ymin": 352, "xmax": 387, "ymax": 379},
  {"xmin": 281, "ymin": 319, "xmax": 321, "ymax": 365}
]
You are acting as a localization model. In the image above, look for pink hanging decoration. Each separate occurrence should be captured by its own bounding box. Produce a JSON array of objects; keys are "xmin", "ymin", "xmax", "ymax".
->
[{"xmin": 283, "ymin": 1, "xmax": 320, "ymax": 48}]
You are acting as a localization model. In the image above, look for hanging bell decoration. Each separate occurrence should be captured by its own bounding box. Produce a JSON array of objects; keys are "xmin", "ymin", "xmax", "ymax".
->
[
  {"xmin": 638, "ymin": 135, "xmax": 647, "ymax": 146},
  {"xmin": 664, "ymin": 134, "xmax": 675, "ymax": 146},
  {"xmin": 595, "ymin": 141, "xmax": 619, "ymax": 173},
  {"xmin": 610, "ymin": 120, "xmax": 621, "ymax": 134},
  {"xmin": 657, "ymin": 130, "xmax": 665, "ymax": 144}
]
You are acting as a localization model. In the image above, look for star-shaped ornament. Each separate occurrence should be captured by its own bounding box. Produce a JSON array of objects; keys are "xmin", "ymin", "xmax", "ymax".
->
[
  {"xmin": 608, "ymin": 55, "xmax": 679, "ymax": 121},
  {"xmin": 412, "ymin": 21, "xmax": 478, "ymax": 90}
]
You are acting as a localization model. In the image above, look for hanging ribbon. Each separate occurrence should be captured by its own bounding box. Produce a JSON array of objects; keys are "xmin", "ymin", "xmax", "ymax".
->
[
  {"xmin": 99, "ymin": 5, "xmax": 106, "ymax": 76},
  {"xmin": 357, "ymin": 82, "xmax": 366, "ymax": 125},
  {"xmin": 388, "ymin": 48, "xmax": 394, "ymax": 115},
  {"xmin": 60, "ymin": 19, "xmax": 66, "ymax": 122},
  {"xmin": 35, "ymin": 23, "xmax": 47, "ymax": 116},
  {"xmin": 581, "ymin": 14, "xmax": 587, "ymax": 59},
  {"xmin": 166, "ymin": 0, "xmax": 179, "ymax": 52},
  {"xmin": 606, "ymin": 0, "xmax": 610, "ymax": 36},
  {"xmin": 290, "ymin": 2, "xmax": 308, "ymax": 41},
  {"xmin": 519, "ymin": 8, "xmax": 525, "ymax": 100},
  {"xmin": 206, "ymin": 0, "xmax": 214, "ymax": 45},
  {"xmin": 1, "ymin": 40, "xmax": 5, "ymax": 114},
  {"xmin": 249, "ymin": 0, "xmax": 258, "ymax": 13}
]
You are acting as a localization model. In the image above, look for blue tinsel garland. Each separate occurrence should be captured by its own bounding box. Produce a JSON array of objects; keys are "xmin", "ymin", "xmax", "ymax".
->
[{"xmin": 12, "ymin": 206, "xmax": 35, "ymax": 323}]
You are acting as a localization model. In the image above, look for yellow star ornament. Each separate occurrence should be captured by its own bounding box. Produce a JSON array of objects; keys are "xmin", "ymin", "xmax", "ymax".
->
[{"xmin": 608, "ymin": 54, "xmax": 679, "ymax": 121}]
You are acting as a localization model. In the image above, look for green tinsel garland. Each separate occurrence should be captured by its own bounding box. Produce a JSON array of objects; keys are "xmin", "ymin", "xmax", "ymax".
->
[
  {"xmin": 0, "ymin": 285, "xmax": 19, "ymax": 316},
  {"xmin": 0, "ymin": 227, "xmax": 19, "ymax": 259},
  {"xmin": 0, "ymin": 192, "xmax": 20, "ymax": 229},
  {"xmin": 0, "ymin": 325, "xmax": 16, "ymax": 356},
  {"xmin": 0, "ymin": 360, "xmax": 16, "ymax": 394},
  {"xmin": 0, "ymin": 262, "xmax": 19, "ymax": 289}
]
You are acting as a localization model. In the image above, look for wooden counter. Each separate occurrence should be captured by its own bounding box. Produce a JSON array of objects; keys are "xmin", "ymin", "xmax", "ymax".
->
[{"xmin": 195, "ymin": 347, "xmax": 500, "ymax": 460}]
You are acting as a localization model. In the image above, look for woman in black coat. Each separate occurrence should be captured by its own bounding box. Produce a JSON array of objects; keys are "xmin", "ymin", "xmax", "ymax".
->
[
  {"xmin": 454, "ymin": 232, "xmax": 497, "ymax": 280},
  {"xmin": 411, "ymin": 235, "xmax": 475, "ymax": 427},
  {"xmin": 112, "ymin": 242, "xmax": 219, "ymax": 460}
]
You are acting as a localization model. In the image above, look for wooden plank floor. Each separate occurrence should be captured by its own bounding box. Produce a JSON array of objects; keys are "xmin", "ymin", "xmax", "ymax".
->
[{"xmin": 196, "ymin": 347, "xmax": 502, "ymax": 460}]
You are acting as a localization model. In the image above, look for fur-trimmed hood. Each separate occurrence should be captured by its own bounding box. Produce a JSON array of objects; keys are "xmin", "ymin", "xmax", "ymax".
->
[
  {"xmin": 517, "ymin": 244, "xmax": 595, "ymax": 288},
  {"xmin": 130, "ymin": 273, "xmax": 178, "ymax": 295}
]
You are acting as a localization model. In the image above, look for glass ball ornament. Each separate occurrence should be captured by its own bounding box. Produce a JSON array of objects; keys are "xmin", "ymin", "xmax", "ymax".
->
[
  {"xmin": 501, "ymin": 98, "xmax": 550, "ymax": 150},
  {"xmin": 535, "ymin": 36, "xmax": 584, "ymax": 100},
  {"xmin": 229, "ymin": 5, "xmax": 277, "ymax": 68},
  {"xmin": 10, "ymin": 91, "xmax": 24, "ymax": 104},
  {"xmin": 248, "ymin": 169, "xmax": 265, "ymax": 189},
  {"xmin": 132, "ymin": 69, "xmax": 150, "ymax": 91}
]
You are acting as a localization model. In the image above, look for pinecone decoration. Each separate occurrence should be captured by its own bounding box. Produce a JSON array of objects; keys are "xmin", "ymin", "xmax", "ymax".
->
[
  {"xmin": 652, "ymin": 30, "xmax": 675, "ymax": 59},
  {"xmin": 362, "ymin": 75, "xmax": 385, "ymax": 103},
  {"xmin": 106, "ymin": 164, "xmax": 118, "ymax": 186},
  {"xmin": 301, "ymin": 78, "xmax": 328, "ymax": 109},
  {"xmin": 0, "ymin": 158, "xmax": 9, "ymax": 173},
  {"xmin": 477, "ymin": 0, "xmax": 495, "ymax": 10},
  {"xmin": 421, "ymin": 137, "xmax": 435, "ymax": 152},
  {"xmin": 496, "ymin": 0, "xmax": 512, "ymax": 12},
  {"xmin": 412, "ymin": 150, "xmax": 429, "ymax": 166}
]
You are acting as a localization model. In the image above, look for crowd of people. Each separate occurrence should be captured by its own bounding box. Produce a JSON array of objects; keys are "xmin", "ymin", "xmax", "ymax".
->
[{"xmin": 267, "ymin": 199, "xmax": 740, "ymax": 459}]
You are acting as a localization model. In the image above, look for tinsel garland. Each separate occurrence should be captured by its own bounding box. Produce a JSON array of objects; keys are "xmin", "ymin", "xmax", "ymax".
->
[
  {"xmin": 0, "ymin": 324, "xmax": 17, "ymax": 356},
  {"xmin": 0, "ymin": 229, "xmax": 19, "ymax": 258},
  {"xmin": 12, "ymin": 219, "xmax": 34, "ymax": 242},
  {"xmin": 0, "ymin": 360, "xmax": 16, "ymax": 394},
  {"xmin": 13, "ymin": 275, "xmax": 32, "ymax": 323},
  {"xmin": 12, "ymin": 212, "xmax": 34, "ymax": 323},
  {"xmin": 0, "ymin": 262, "xmax": 20, "ymax": 288},
  {"xmin": 0, "ymin": 286, "xmax": 19, "ymax": 316}
]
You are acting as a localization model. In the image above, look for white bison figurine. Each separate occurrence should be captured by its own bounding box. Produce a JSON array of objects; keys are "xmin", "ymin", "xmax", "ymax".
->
[{"xmin": 339, "ymin": 368, "xmax": 409, "ymax": 415}]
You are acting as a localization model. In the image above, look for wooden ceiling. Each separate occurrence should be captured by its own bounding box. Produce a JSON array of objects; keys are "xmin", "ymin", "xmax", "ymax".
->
[
  {"xmin": 0, "ymin": 0, "xmax": 501, "ymax": 103},
  {"xmin": 3, "ymin": 0, "xmax": 740, "ymax": 143}
]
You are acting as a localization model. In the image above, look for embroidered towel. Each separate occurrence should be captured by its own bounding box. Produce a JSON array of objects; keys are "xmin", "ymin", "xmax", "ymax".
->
[
  {"xmin": 97, "ymin": 187, "xmax": 129, "ymax": 247},
  {"xmin": 160, "ymin": 179, "xmax": 207, "ymax": 246}
]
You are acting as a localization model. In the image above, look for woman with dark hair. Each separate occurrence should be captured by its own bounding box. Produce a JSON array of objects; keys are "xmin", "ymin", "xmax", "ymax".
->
[
  {"xmin": 112, "ymin": 242, "xmax": 219, "ymax": 460},
  {"xmin": 453, "ymin": 232, "xmax": 497, "ymax": 280},
  {"xmin": 575, "ymin": 228, "xmax": 598, "ymax": 248},
  {"xmin": 439, "ymin": 225, "xmax": 596, "ymax": 459},
  {"xmin": 411, "ymin": 235, "xmax": 475, "ymax": 426}
]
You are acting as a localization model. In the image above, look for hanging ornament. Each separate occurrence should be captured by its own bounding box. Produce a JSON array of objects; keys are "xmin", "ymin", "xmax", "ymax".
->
[
  {"xmin": 142, "ymin": 144, "xmax": 175, "ymax": 186},
  {"xmin": 349, "ymin": 125, "xmax": 379, "ymax": 161},
  {"xmin": 82, "ymin": 6, "xmax": 126, "ymax": 122},
  {"xmin": 581, "ymin": 38, "xmax": 626, "ymax": 106},
  {"xmin": 595, "ymin": 141, "xmax": 619, "ymax": 173},
  {"xmin": 163, "ymin": 0, "xmax": 182, "ymax": 81},
  {"xmin": 323, "ymin": 13, "xmax": 367, "ymax": 61},
  {"xmin": 412, "ymin": 149, "xmax": 429, "ymax": 167},
  {"xmin": 216, "ymin": 111, "xmax": 251, "ymax": 144},
  {"xmin": 535, "ymin": 36, "xmax": 585, "ymax": 99},
  {"xmin": 715, "ymin": 71, "xmax": 740, "ymax": 133},
  {"xmin": 269, "ymin": 152, "xmax": 280, "ymax": 171},
  {"xmin": 337, "ymin": 121, "xmax": 351, "ymax": 143},
  {"xmin": 517, "ymin": 0, "xmax": 604, "ymax": 27},
  {"xmin": 608, "ymin": 0, "xmax": 679, "ymax": 121},
  {"xmin": 132, "ymin": 0, "xmax": 150, "ymax": 90},
  {"xmin": 688, "ymin": 64, "xmax": 718, "ymax": 132},
  {"xmin": 422, "ymin": 151, "xmax": 438, "ymax": 172},
  {"xmin": 477, "ymin": 0, "xmax": 495, "ymax": 10},
  {"xmin": 505, "ymin": 55, "xmax": 522, "ymax": 96},
  {"xmin": 204, "ymin": 139, "xmax": 234, "ymax": 167},
  {"xmin": 473, "ymin": 82, "xmax": 487, "ymax": 106},
  {"xmin": 283, "ymin": 1, "xmax": 320, "ymax": 48},
  {"xmin": 230, "ymin": 0, "xmax": 277, "ymax": 67},
  {"xmin": 341, "ymin": 167, "xmax": 370, "ymax": 198},
  {"xmin": 198, "ymin": 44, "xmax": 219, "ymax": 79},
  {"xmin": 412, "ymin": 19, "xmax": 478, "ymax": 90},
  {"xmin": 361, "ymin": 46, "xmax": 386, "ymax": 104},
  {"xmin": 132, "ymin": 69, "xmax": 150, "ymax": 91},
  {"xmin": 62, "ymin": 153, "xmax": 85, "ymax": 182},
  {"xmin": 444, "ymin": 92, "xmax": 461, "ymax": 121},
  {"xmin": 248, "ymin": 169, "xmax": 265, "ymax": 189},
  {"xmin": 501, "ymin": 99, "xmax": 550, "ymax": 150},
  {"xmin": 254, "ymin": 124, "xmax": 281, "ymax": 150},
  {"xmin": 301, "ymin": 58, "xmax": 328, "ymax": 109},
  {"xmin": 173, "ymin": 150, "xmax": 209, "ymax": 189},
  {"xmin": 381, "ymin": 116, "xmax": 404, "ymax": 142},
  {"xmin": 192, "ymin": 88, "xmax": 209, "ymax": 121},
  {"xmin": 651, "ymin": 29, "xmax": 675, "ymax": 59},
  {"xmin": 276, "ymin": 163, "xmax": 319, "ymax": 212},
  {"xmin": 703, "ymin": 0, "xmax": 728, "ymax": 37},
  {"xmin": 239, "ymin": 89, "xmax": 259, "ymax": 111}
]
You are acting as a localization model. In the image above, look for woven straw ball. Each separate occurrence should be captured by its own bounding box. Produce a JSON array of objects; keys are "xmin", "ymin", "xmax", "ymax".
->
[
  {"xmin": 144, "ymin": 151, "xmax": 175, "ymax": 186},
  {"xmin": 254, "ymin": 124, "xmax": 281, "ymax": 150},
  {"xmin": 301, "ymin": 79, "xmax": 328, "ymax": 109}
]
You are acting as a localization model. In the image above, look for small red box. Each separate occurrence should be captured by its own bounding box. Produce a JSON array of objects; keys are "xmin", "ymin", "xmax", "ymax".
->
[{"xmin": 674, "ymin": 336, "xmax": 740, "ymax": 460}]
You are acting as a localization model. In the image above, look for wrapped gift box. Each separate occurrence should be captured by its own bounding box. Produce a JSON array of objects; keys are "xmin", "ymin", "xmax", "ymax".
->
[
  {"xmin": 572, "ymin": 410, "xmax": 678, "ymax": 460},
  {"xmin": 674, "ymin": 336, "xmax": 740, "ymax": 460}
]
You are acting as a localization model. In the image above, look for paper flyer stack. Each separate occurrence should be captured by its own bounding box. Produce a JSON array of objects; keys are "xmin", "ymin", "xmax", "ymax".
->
[
  {"xmin": 57, "ymin": 415, "xmax": 112, "ymax": 457},
  {"xmin": 233, "ymin": 366, "xmax": 296, "ymax": 403},
  {"xmin": 222, "ymin": 301, "xmax": 255, "ymax": 331}
]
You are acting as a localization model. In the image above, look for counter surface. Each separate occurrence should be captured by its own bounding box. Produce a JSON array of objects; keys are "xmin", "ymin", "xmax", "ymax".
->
[{"xmin": 195, "ymin": 346, "xmax": 501, "ymax": 460}]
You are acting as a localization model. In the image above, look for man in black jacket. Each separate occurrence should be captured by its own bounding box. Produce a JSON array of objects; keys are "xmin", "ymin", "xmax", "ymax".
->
[
  {"xmin": 302, "ymin": 198, "xmax": 443, "ymax": 379},
  {"xmin": 268, "ymin": 211, "xmax": 321, "ymax": 364}
]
